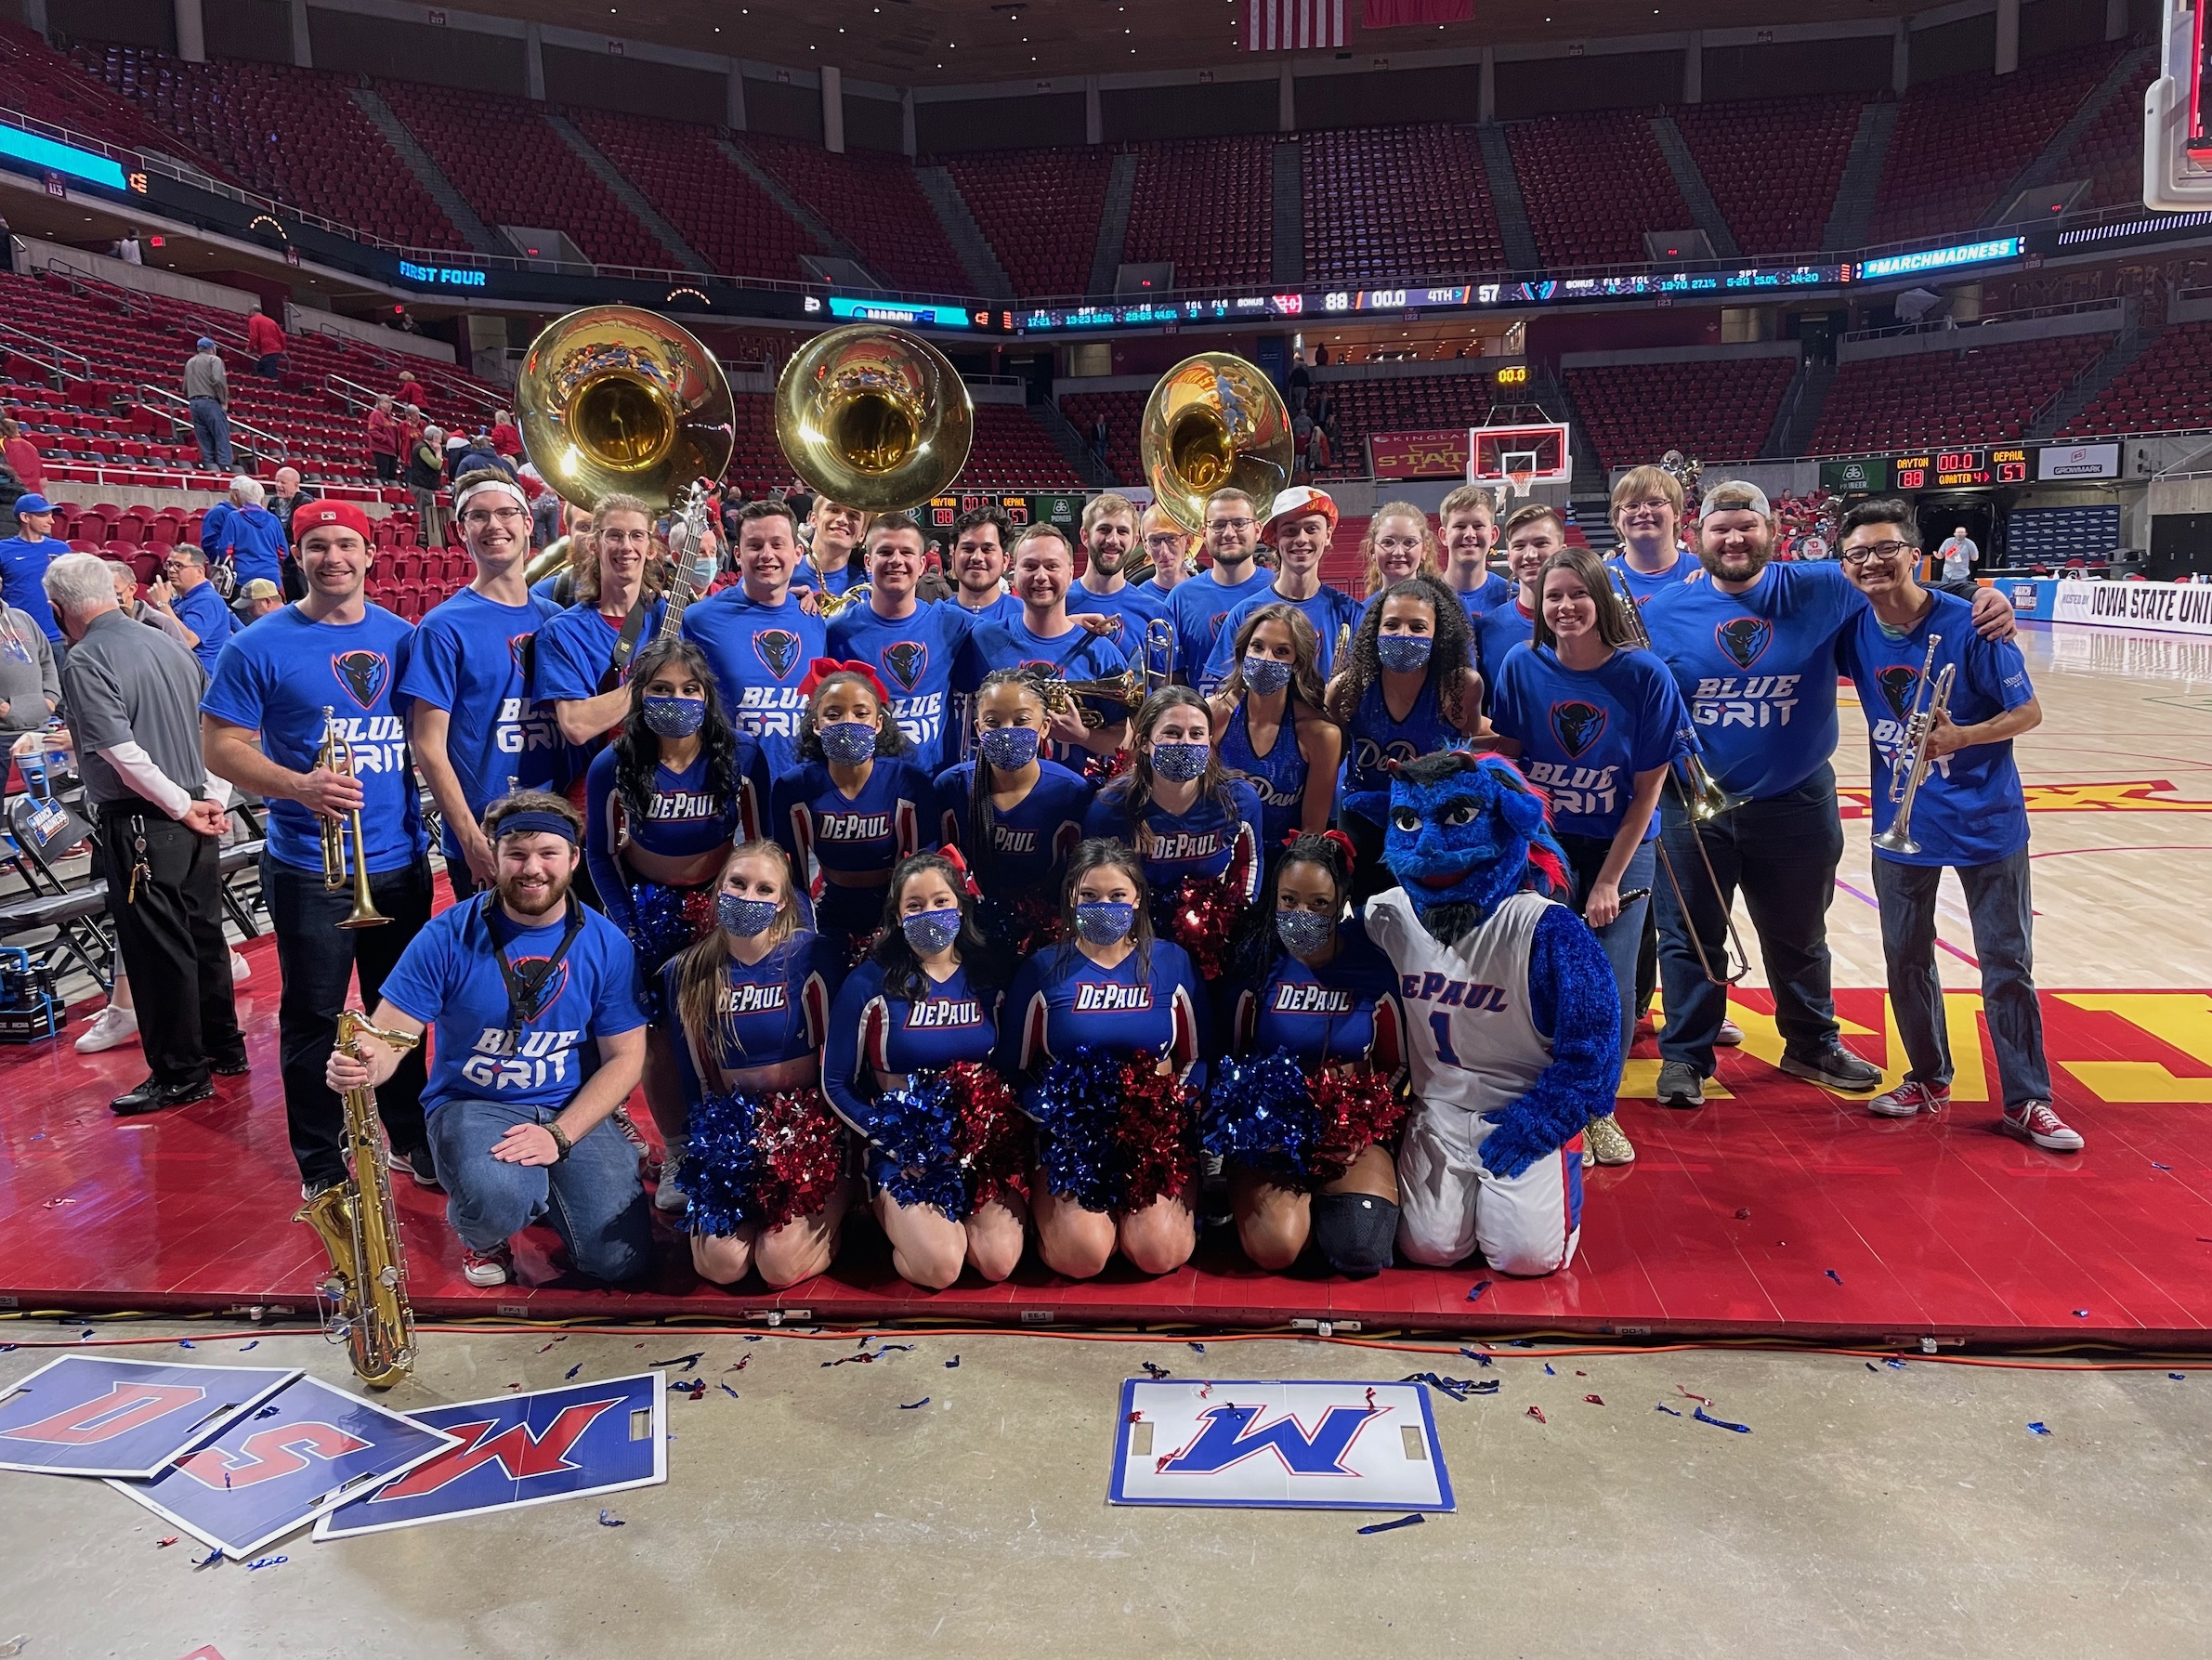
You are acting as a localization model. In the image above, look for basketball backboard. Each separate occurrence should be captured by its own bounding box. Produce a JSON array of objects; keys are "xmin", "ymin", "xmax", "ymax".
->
[
  {"xmin": 1467, "ymin": 421, "xmax": 1572, "ymax": 498},
  {"xmin": 2143, "ymin": 0, "xmax": 2212, "ymax": 210}
]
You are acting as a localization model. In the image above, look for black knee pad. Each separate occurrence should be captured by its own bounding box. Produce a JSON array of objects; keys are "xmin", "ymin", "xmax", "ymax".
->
[{"xmin": 1312, "ymin": 1192, "xmax": 1399, "ymax": 1278}]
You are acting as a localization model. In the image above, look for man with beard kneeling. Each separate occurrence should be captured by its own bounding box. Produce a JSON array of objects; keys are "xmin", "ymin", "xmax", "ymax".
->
[{"xmin": 323, "ymin": 791, "xmax": 653, "ymax": 1287}]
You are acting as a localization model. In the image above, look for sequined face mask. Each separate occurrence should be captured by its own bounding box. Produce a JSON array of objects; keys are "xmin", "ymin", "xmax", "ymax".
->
[
  {"xmin": 1275, "ymin": 908, "xmax": 1336, "ymax": 960},
  {"xmin": 1376, "ymin": 633, "xmax": 1434, "ymax": 674},
  {"xmin": 1150, "ymin": 741, "xmax": 1211, "ymax": 783},
  {"xmin": 976, "ymin": 725, "xmax": 1041, "ymax": 770},
  {"xmin": 717, "ymin": 893, "xmax": 779, "ymax": 938},
  {"xmin": 1073, "ymin": 900, "xmax": 1136, "ymax": 945},
  {"xmin": 1241, "ymin": 655, "xmax": 1293, "ymax": 696},
  {"xmin": 817, "ymin": 720, "xmax": 878, "ymax": 766},
  {"xmin": 641, "ymin": 695, "xmax": 705, "ymax": 739},
  {"xmin": 899, "ymin": 906, "xmax": 962, "ymax": 957}
]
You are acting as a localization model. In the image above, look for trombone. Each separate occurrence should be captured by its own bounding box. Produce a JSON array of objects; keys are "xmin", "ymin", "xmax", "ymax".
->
[
  {"xmin": 317, "ymin": 706, "xmax": 386, "ymax": 931},
  {"xmin": 1142, "ymin": 616, "xmax": 1177, "ymax": 697},
  {"xmin": 1604, "ymin": 571, "xmax": 1747, "ymax": 986},
  {"xmin": 1871, "ymin": 634, "xmax": 1954, "ymax": 858},
  {"xmin": 1036, "ymin": 666, "xmax": 1149, "ymax": 730}
]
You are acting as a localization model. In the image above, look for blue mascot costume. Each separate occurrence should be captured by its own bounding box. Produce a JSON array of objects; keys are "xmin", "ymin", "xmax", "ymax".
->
[{"xmin": 1363, "ymin": 751, "xmax": 1622, "ymax": 1274}]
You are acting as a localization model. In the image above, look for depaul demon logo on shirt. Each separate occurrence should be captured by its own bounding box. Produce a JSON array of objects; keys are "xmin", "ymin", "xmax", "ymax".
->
[
  {"xmin": 880, "ymin": 641, "xmax": 928, "ymax": 694},
  {"xmin": 1875, "ymin": 664, "xmax": 1921, "ymax": 722},
  {"xmin": 1715, "ymin": 618, "xmax": 1773, "ymax": 672},
  {"xmin": 333, "ymin": 649, "xmax": 390, "ymax": 709},
  {"xmin": 753, "ymin": 629, "xmax": 802, "ymax": 681},
  {"xmin": 1548, "ymin": 699, "xmax": 1606, "ymax": 760}
]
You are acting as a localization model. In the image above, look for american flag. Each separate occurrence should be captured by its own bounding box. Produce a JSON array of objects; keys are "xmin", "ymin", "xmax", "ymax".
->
[{"xmin": 1246, "ymin": 0, "xmax": 1346, "ymax": 51}]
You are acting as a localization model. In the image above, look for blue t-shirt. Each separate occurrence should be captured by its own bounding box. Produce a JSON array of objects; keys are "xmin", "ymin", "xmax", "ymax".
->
[
  {"xmin": 1226, "ymin": 919, "xmax": 1404, "ymax": 1068},
  {"xmin": 1642, "ymin": 559, "xmax": 1864, "ymax": 802},
  {"xmin": 0, "ymin": 536, "xmax": 59, "ymax": 642},
  {"xmin": 681, "ymin": 589, "xmax": 825, "ymax": 778},
  {"xmin": 933, "ymin": 757, "xmax": 1093, "ymax": 904},
  {"xmin": 1490, "ymin": 644, "xmax": 1694, "ymax": 842},
  {"xmin": 1168, "ymin": 568, "xmax": 1275, "ymax": 686},
  {"xmin": 201, "ymin": 602, "xmax": 425, "ymax": 874},
  {"xmin": 791, "ymin": 556, "xmax": 864, "ymax": 598},
  {"xmin": 208, "ymin": 505, "xmax": 286, "ymax": 590},
  {"xmin": 1083, "ymin": 778, "xmax": 1263, "ymax": 906},
  {"xmin": 1836, "ymin": 589, "xmax": 2035, "ymax": 868},
  {"xmin": 821, "ymin": 958, "xmax": 1003, "ymax": 1133},
  {"xmin": 1451, "ymin": 570, "xmax": 1514, "ymax": 618},
  {"xmin": 532, "ymin": 597, "xmax": 669, "ymax": 794},
  {"xmin": 1605, "ymin": 550, "xmax": 1700, "ymax": 609},
  {"xmin": 1004, "ymin": 614, "xmax": 1129, "ymax": 757},
  {"xmin": 378, "ymin": 896, "xmax": 647, "ymax": 1116},
  {"xmin": 1066, "ymin": 578, "xmax": 1171, "ymax": 682},
  {"xmin": 1200, "ymin": 581, "xmax": 1366, "ymax": 690},
  {"xmin": 171, "ymin": 580, "xmax": 234, "ymax": 676},
  {"xmin": 953, "ymin": 592, "xmax": 1025, "ymax": 630},
  {"xmin": 661, "ymin": 933, "xmax": 843, "ymax": 1105},
  {"xmin": 1000, "ymin": 939, "xmax": 1208, "ymax": 1086},
  {"xmin": 398, "ymin": 587, "xmax": 562, "ymax": 856},
  {"xmin": 1471, "ymin": 597, "xmax": 1537, "ymax": 711},
  {"xmin": 827, "ymin": 599, "xmax": 1013, "ymax": 776}
]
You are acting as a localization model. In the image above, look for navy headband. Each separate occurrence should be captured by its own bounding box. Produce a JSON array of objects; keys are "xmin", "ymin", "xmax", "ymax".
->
[{"xmin": 492, "ymin": 811, "xmax": 580, "ymax": 845}]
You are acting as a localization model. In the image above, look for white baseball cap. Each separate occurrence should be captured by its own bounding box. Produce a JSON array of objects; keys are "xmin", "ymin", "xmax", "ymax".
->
[{"xmin": 1263, "ymin": 486, "xmax": 1340, "ymax": 536}]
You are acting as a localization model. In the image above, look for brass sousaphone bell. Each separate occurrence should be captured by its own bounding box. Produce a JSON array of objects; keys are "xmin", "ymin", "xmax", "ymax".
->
[
  {"xmin": 1140, "ymin": 352, "xmax": 1295, "ymax": 537},
  {"xmin": 517, "ymin": 305, "xmax": 736, "ymax": 580},
  {"xmin": 774, "ymin": 324, "xmax": 975, "ymax": 513}
]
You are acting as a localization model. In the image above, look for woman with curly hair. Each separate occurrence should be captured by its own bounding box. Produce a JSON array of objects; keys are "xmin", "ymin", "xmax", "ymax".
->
[
  {"xmin": 822, "ymin": 850, "xmax": 1028, "ymax": 1288},
  {"xmin": 1357, "ymin": 500, "xmax": 1442, "ymax": 597},
  {"xmin": 1208, "ymin": 603, "xmax": 1342, "ymax": 849},
  {"xmin": 769, "ymin": 660, "xmax": 936, "ymax": 964},
  {"xmin": 583, "ymin": 637, "xmax": 763, "ymax": 1201},
  {"xmin": 667, "ymin": 840, "xmax": 847, "ymax": 1287},
  {"xmin": 1213, "ymin": 830, "xmax": 1407, "ymax": 1275},
  {"xmin": 1325, "ymin": 573, "xmax": 1491, "ymax": 900},
  {"xmin": 999, "ymin": 839, "xmax": 1207, "ymax": 1278}
]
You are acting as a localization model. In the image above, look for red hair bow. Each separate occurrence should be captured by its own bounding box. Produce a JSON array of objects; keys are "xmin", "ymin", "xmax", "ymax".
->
[
  {"xmin": 1280, "ymin": 827, "xmax": 1358, "ymax": 873},
  {"xmin": 798, "ymin": 657, "xmax": 890, "ymax": 708},
  {"xmin": 936, "ymin": 843, "xmax": 984, "ymax": 899}
]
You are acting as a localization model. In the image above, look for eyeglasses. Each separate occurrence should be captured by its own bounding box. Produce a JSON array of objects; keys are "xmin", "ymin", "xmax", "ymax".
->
[
  {"xmin": 461, "ymin": 505, "xmax": 529, "ymax": 528},
  {"xmin": 1839, "ymin": 540, "xmax": 1912, "ymax": 566},
  {"xmin": 1144, "ymin": 533, "xmax": 1185, "ymax": 548},
  {"xmin": 1207, "ymin": 517, "xmax": 1254, "ymax": 534}
]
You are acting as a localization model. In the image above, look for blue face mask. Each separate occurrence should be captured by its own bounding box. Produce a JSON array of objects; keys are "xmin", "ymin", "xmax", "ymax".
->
[
  {"xmin": 717, "ymin": 893, "xmax": 779, "ymax": 938},
  {"xmin": 977, "ymin": 725, "xmax": 1041, "ymax": 770},
  {"xmin": 1241, "ymin": 654, "xmax": 1292, "ymax": 696},
  {"xmin": 1376, "ymin": 633, "xmax": 1434, "ymax": 674},
  {"xmin": 1151, "ymin": 741, "xmax": 1211, "ymax": 783},
  {"xmin": 1275, "ymin": 908, "xmax": 1337, "ymax": 960},
  {"xmin": 1073, "ymin": 900, "xmax": 1136, "ymax": 946},
  {"xmin": 818, "ymin": 720, "xmax": 878, "ymax": 766},
  {"xmin": 641, "ymin": 695, "xmax": 705, "ymax": 739},
  {"xmin": 900, "ymin": 906, "xmax": 962, "ymax": 957}
]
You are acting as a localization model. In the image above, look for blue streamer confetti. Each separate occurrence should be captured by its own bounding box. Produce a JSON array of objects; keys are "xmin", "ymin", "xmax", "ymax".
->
[
  {"xmin": 1694, "ymin": 1405, "xmax": 1751, "ymax": 1433},
  {"xmin": 2073, "ymin": 1310, "xmax": 2089, "ymax": 1319},
  {"xmin": 244, "ymin": 1554, "xmax": 286, "ymax": 1571},
  {"xmin": 2170, "ymin": 1373, "xmax": 2186, "ymax": 1381},
  {"xmin": 651, "ymin": 1351, "xmax": 705, "ymax": 1371},
  {"xmin": 721, "ymin": 1384, "xmax": 740, "ymax": 1399},
  {"xmin": 1884, "ymin": 1358, "xmax": 1907, "ymax": 1369},
  {"xmin": 565, "ymin": 1364, "xmax": 582, "ymax": 1379},
  {"xmin": 2027, "ymin": 1421, "xmax": 2051, "ymax": 1436},
  {"xmin": 177, "ymin": 1340, "xmax": 194, "ymax": 1349},
  {"xmin": 1459, "ymin": 1348, "xmax": 1495, "ymax": 1367},
  {"xmin": 945, "ymin": 1356, "xmax": 961, "ymax": 1368},
  {"xmin": 1357, "ymin": 1513, "xmax": 1426, "ymax": 1536},
  {"xmin": 1189, "ymin": 1342, "xmax": 1206, "ymax": 1354},
  {"xmin": 598, "ymin": 1509, "xmax": 626, "ymax": 1526},
  {"xmin": 1656, "ymin": 1403, "xmax": 1682, "ymax": 1417},
  {"xmin": 1825, "ymin": 1270, "xmax": 1844, "ymax": 1286},
  {"xmin": 1466, "ymin": 1280, "xmax": 1492, "ymax": 1304},
  {"xmin": 238, "ymin": 1341, "xmax": 257, "ymax": 1352},
  {"xmin": 1141, "ymin": 1362, "xmax": 1171, "ymax": 1379},
  {"xmin": 899, "ymin": 1398, "xmax": 930, "ymax": 1410},
  {"xmin": 1543, "ymin": 1364, "xmax": 1554, "ymax": 1376},
  {"xmin": 193, "ymin": 1549, "xmax": 223, "ymax": 1569},
  {"xmin": 2153, "ymin": 1161, "xmax": 2172, "ymax": 1171}
]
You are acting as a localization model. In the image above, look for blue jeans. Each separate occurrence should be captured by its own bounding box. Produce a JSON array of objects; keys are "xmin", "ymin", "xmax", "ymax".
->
[
  {"xmin": 1656, "ymin": 764, "xmax": 1845, "ymax": 1075},
  {"xmin": 425, "ymin": 1096, "xmax": 652, "ymax": 1283},
  {"xmin": 189, "ymin": 397, "xmax": 232, "ymax": 470},
  {"xmin": 1873, "ymin": 848, "xmax": 2051, "ymax": 1109},
  {"xmin": 1560, "ymin": 832, "xmax": 1656, "ymax": 1065}
]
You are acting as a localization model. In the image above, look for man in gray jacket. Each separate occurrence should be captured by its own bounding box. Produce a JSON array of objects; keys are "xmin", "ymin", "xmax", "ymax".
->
[{"xmin": 183, "ymin": 337, "xmax": 232, "ymax": 472}]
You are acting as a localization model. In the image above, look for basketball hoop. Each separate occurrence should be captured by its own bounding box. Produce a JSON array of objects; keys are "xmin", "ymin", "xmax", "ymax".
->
[{"xmin": 1502, "ymin": 451, "xmax": 1538, "ymax": 500}]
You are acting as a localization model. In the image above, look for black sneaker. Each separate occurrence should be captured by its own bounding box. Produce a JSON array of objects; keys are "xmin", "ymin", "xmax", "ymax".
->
[
  {"xmin": 1779, "ymin": 1044, "xmax": 1884, "ymax": 1093},
  {"xmin": 110, "ymin": 1077, "xmax": 215, "ymax": 1117},
  {"xmin": 399, "ymin": 1144, "xmax": 442, "ymax": 1189},
  {"xmin": 1656, "ymin": 1060, "xmax": 1706, "ymax": 1109},
  {"xmin": 211, "ymin": 1053, "xmax": 251, "ymax": 1077}
]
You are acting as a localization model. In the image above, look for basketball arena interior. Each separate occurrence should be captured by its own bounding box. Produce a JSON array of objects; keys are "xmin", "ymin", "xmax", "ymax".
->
[{"xmin": 2, "ymin": 0, "xmax": 2211, "ymax": 1653}]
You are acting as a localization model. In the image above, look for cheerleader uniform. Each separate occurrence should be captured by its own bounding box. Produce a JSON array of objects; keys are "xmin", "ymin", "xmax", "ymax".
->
[
  {"xmin": 1228, "ymin": 919, "xmax": 1405, "ymax": 1075},
  {"xmin": 585, "ymin": 743, "xmax": 757, "ymax": 995},
  {"xmin": 933, "ymin": 756, "xmax": 1093, "ymax": 948},
  {"xmin": 1000, "ymin": 938, "xmax": 1209, "ymax": 1213},
  {"xmin": 1216, "ymin": 699, "xmax": 1309, "ymax": 849},
  {"xmin": 662, "ymin": 932, "xmax": 846, "ymax": 1234},
  {"xmin": 1081, "ymin": 778, "xmax": 1264, "ymax": 916},
  {"xmin": 822, "ymin": 959, "xmax": 1027, "ymax": 1216},
  {"xmin": 1340, "ymin": 677, "xmax": 1463, "ymax": 899},
  {"xmin": 770, "ymin": 758, "xmax": 935, "ymax": 961}
]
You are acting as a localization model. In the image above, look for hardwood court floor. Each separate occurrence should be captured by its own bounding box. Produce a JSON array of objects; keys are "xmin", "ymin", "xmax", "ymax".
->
[{"xmin": 2, "ymin": 623, "xmax": 2208, "ymax": 1346}]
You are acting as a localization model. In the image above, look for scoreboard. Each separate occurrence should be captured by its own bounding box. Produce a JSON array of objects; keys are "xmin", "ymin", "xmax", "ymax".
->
[
  {"xmin": 923, "ymin": 491, "xmax": 1087, "ymax": 536},
  {"xmin": 1890, "ymin": 447, "xmax": 2032, "ymax": 490}
]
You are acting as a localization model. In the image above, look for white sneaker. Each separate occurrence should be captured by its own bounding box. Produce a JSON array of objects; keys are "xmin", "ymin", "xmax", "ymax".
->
[
  {"xmin": 74, "ymin": 1002, "xmax": 138, "ymax": 1053},
  {"xmin": 654, "ymin": 1136, "xmax": 688, "ymax": 1212},
  {"xmin": 460, "ymin": 1242, "xmax": 513, "ymax": 1287},
  {"xmin": 229, "ymin": 950, "xmax": 250, "ymax": 984},
  {"xmin": 1717, "ymin": 1018, "xmax": 1744, "ymax": 1046}
]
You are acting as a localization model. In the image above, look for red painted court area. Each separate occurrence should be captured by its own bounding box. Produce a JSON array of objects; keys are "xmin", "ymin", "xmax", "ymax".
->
[{"xmin": 4, "ymin": 933, "xmax": 2208, "ymax": 1348}]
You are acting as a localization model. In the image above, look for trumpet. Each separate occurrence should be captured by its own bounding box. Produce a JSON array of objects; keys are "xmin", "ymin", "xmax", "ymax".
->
[
  {"xmin": 1872, "ymin": 634, "xmax": 1955, "ymax": 858},
  {"xmin": 1037, "ymin": 667, "xmax": 1149, "ymax": 729},
  {"xmin": 1603, "ymin": 571, "xmax": 1748, "ymax": 987},
  {"xmin": 295, "ymin": 1009, "xmax": 422, "ymax": 1389},
  {"xmin": 318, "ymin": 707, "xmax": 387, "ymax": 930}
]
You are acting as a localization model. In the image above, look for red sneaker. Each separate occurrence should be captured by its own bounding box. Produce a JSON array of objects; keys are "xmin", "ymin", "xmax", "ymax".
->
[
  {"xmin": 2002, "ymin": 1100, "xmax": 2085, "ymax": 1152},
  {"xmin": 460, "ymin": 1241, "xmax": 513, "ymax": 1287},
  {"xmin": 1870, "ymin": 1079, "xmax": 1950, "ymax": 1119}
]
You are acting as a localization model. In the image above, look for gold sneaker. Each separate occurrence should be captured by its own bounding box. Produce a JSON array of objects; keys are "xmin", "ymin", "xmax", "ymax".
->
[{"xmin": 1585, "ymin": 1113, "xmax": 1637, "ymax": 1166}]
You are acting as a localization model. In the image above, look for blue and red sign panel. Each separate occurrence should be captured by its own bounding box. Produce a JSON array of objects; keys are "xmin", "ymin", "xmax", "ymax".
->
[{"xmin": 0, "ymin": 1355, "xmax": 301, "ymax": 1479}]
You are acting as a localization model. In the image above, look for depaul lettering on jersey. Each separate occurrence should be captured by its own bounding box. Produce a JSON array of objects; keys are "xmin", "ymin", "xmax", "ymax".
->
[
  {"xmin": 906, "ymin": 998, "xmax": 985, "ymax": 1030},
  {"xmin": 1076, "ymin": 979, "xmax": 1153, "ymax": 1014},
  {"xmin": 721, "ymin": 980, "xmax": 789, "ymax": 1018},
  {"xmin": 1399, "ymin": 971, "xmax": 1512, "ymax": 1014},
  {"xmin": 1271, "ymin": 982, "xmax": 1356, "ymax": 1016},
  {"xmin": 818, "ymin": 809, "xmax": 892, "ymax": 843}
]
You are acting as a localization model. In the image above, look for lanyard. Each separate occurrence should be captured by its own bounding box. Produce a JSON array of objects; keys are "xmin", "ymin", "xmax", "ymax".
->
[{"xmin": 480, "ymin": 892, "xmax": 586, "ymax": 1042}]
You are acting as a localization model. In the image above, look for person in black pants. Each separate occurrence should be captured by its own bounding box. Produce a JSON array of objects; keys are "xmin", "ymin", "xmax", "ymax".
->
[
  {"xmin": 43, "ymin": 552, "xmax": 245, "ymax": 1115},
  {"xmin": 201, "ymin": 500, "xmax": 436, "ymax": 1196}
]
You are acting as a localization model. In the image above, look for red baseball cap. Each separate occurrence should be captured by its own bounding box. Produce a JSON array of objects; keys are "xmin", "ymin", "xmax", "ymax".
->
[{"xmin": 293, "ymin": 500, "xmax": 373, "ymax": 543}]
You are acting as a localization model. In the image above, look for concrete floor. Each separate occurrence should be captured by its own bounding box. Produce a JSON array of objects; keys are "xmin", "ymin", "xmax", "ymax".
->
[{"xmin": 3, "ymin": 1322, "xmax": 2208, "ymax": 1659}]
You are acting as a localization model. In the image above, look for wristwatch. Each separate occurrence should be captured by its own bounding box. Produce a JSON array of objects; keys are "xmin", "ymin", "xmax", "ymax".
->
[{"xmin": 544, "ymin": 1121, "xmax": 573, "ymax": 1162}]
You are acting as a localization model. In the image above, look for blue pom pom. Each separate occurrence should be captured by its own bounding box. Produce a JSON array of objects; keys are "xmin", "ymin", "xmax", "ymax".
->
[
  {"xmin": 1030, "ymin": 1046, "xmax": 1126, "ymax": 1212},
  {"xmin": 678, "ymin": 1088, "xmax": 764, "ymax": 1237},
  {"xmin": 1204, "ymin": 1051, "xmax": 1318, "ymax": 1174},
  {"xmin": 867, "ymin": 1071, "xmax": 971, "ymax": 1221}
]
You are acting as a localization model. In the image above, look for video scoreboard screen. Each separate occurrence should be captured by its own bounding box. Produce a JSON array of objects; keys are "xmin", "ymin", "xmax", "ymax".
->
[
  {"xmin": 1891, "ymin": 448, "xmax": 2032, "ymax": 489},
  {"xmin": 923, "ymin": 492, "xmax": 1086, "ymax": 535}
]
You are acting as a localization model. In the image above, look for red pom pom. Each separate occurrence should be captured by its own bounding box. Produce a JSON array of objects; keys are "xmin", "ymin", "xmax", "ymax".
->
[
  {"xmin": 1004, "ymin": 891, "xmax": 1064, "ymax": 960},
  {"xmin": 1114, "ymin": 1058, "xmax": 1198, "ymax": 1209},
  {"xmin": 945, "ymin": 1061, "xmax": 1030, "ymax": 1210},
  {"xmin": 1306, "ymin": 1064, "xmax": 1406, "ymax": 1183},
  {"xmin": 750, "ymin": 1086, "xmax": 846, "ymax": 1227},
  {"xmin": 1163, "ymin": 870, "xmax": 1242, "ymax": 983}
]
